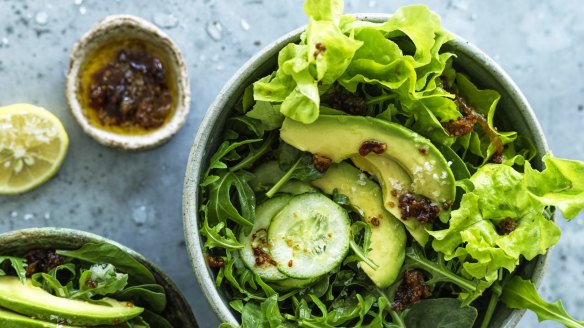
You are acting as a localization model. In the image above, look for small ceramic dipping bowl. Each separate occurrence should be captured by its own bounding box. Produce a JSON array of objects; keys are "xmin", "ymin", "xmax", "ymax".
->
[
  {"xmin": 66, "ymin": 15, "xmax": 190, "ymax": 151},
  {"xmin": 183, "ymin": 14, "xmax": 549, "ymax": 328},
  {"xmin": 0, "ymin": 227, "xmax": 198, "ymax": 327}
]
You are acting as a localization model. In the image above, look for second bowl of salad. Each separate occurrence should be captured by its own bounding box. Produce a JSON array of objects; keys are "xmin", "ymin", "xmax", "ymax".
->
[
  {"xmin": 0, "ymin": 227, "xmax": 197, "ymax": 327},
  {"xmin": 183, "ymin": 1, "xmax": 584, "ymax": 327}
]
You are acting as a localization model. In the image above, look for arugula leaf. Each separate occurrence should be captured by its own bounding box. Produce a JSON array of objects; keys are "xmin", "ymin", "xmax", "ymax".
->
[
  {"xmin": 200, "ymin": 217, "xmax": 244, "ymax": 250},
  {"xmin": 56, "ymin": 243, "xmax": 155, "ymax": 285},
  {"xmin": 0, "ymin": 256, "xmax": 27, "ymax": 284},
  {"xmin": 30, "ymin": 262, "xmax": 77, "ymax": 297},
  {"xmin": 404, "ymin": 247, "xmax": 479, "ymax": 297},
  {"xmin": 265, "ymin": 153, "xmax": 323, "ymax": 197},
  {"xmin": 501, "ymin": 276, "xmax": 584, "ymax": 328},
  {"xmin": 208, "ymin": 171, "xmax": 256, "ymax": 227},
  {"xmin": 31, "ymin": 272, "xmax": 72, "ymax": 298}
]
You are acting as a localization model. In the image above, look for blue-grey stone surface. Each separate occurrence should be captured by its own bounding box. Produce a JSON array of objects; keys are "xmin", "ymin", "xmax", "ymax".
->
[{"xmin": 0, "ymin": 0, "xmax": 582, "ymax": 327}]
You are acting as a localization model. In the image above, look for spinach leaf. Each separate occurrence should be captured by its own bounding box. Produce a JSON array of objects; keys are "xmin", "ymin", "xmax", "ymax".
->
[
  {"xmin": 0, "ymin": 256, "xmax": 27, "ymax": 284},
  {"xmin": 403, "ymin": 298, "xmax": 477, "ymax": 328},
  {"xmin": 141, "ymin": 309, "xmax": 174, "ymax": 328},
  {"xmin": 114, "ymin": 284, "xmax": 167, "ymax": 313},
  {"xmin": 501, "ymin": 276, "xmax": 584, "ymax": 328},
  {"xmin": 119, "ymin": 316, "xmax": 151, "ymax": 328},
  {"xmin": 56, "ymin": 243, "xmax": 155, "ymax": 285}
]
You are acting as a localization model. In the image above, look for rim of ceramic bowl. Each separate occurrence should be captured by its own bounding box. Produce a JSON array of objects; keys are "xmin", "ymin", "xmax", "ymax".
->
[
  {"xmin": 0, "ymin": 227, "xmax": 198, "ymax": 327},
  {"xmin": 183, "ymin": 13, "xmax": 549, "ymax": 327},
  {"xmin": 66, "ymin": 14, "xmax": 191, "ymax": 151}
]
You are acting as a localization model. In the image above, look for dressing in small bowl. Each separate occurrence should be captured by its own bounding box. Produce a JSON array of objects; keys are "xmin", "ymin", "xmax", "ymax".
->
[{"xmin": 66, "ymin": 15, "xmax": 190, "ymax": 151}]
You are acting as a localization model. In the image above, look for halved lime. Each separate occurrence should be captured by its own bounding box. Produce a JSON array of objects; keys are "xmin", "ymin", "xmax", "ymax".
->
[{"xmin": 0, "ymin": 104, "xmax": 69, "ymax": 194}]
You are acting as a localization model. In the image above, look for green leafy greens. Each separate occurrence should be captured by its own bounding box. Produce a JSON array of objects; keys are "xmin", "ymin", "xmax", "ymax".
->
[
  {"xmin": 197, "ymin": 0, "xmax": 584, "ymax": 327},
  {"xmin": 1, "ymin": 242, "xmax": 172, "ymax": 327}
]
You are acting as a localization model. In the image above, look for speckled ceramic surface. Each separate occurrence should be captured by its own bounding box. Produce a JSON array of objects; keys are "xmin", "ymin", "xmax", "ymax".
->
[
  {"xmin": 183, "ymin": 15, "xmax": 549, "ymax": 327},
  {"xmin": 66, "ymin": 15, "xmax": 190, "ymax": 151},
  {"xmin": 0, "ymin": 227, "xmax": 198, "ymax": 328}
]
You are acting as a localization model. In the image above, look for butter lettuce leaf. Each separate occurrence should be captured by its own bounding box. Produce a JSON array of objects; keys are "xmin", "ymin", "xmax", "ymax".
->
[
  {"xmin": 431, "ymin": 154, "xmax": 584, "ymax": 288},
  {"xmin": 253, "ymin": 0, "xmax": 361, "ymax": 124},
  {"xmin": 525, "ymin": 154, "xmax": 584, "ymax": 219}
]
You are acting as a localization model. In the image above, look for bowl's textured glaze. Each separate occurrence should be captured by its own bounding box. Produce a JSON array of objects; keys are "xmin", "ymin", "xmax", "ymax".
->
[
  {"xmin": 183, "ymin": 14, "xmax": 549, "ymax": 327},
  {"xmin": 66, "ymin": 15, "xmax": 191, "ymax": 151},
  {"xmin": 0, "ymin": 227, "xmax": 198, "ymax": 328}
]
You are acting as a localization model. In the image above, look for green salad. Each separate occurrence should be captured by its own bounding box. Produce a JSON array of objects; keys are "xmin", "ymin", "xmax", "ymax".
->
[
  {"xmin": 199, "ymin": 1, "xmax": 584, "ymax": 327},
  {"xmin": 0, "ymin": 243, "xmax": 173, "ymax": 327}
]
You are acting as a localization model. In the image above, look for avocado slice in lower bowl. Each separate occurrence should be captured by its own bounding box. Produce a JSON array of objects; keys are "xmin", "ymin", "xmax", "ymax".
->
[
  {"xmin": 0, "ymin": 306, "xmax": 76, "ymax": 328},
  {"xmin": 0, "ymin": 276, "xmax": 142, "ymax": 326}
]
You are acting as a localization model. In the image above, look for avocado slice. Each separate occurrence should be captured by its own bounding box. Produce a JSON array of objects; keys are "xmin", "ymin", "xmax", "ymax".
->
[
  {"xmin": 0, "ymin": 307, "xmax": 80, "ymax": 328},
  {"xmin": 0, "ymin": 276, "xmax": 143, "ymax": 326},
  {"xmin": 281, "ymin": 115, "xmax": 456, "ymax": 245},
  {"xmin": 312, "ymin": 162, "xmax": 406, "ymax": 288},
  {"xmin": 351, "ymin": 155, "xmax": 428, "ymax": 245}
]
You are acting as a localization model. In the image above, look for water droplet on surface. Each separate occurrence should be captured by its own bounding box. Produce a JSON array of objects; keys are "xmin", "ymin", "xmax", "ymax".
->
[
  {"xmin": 153, "ymin": 13, "xmax": 178, "ymax": 29},
  {"xmin": 74, "ymin": 0, "xmax": 83, "ymax": 5},
  {"xmin": 132, "ymin": 205, "xmax": 148, "ymax": 225},
  {"xmin": 35, "ymin": 11, "xmax": 48, "ymax": 25},
  {"xmin": 79, "ymin": 6, "xmax": 87, "ymax": 15},
  {"xmin": 206, "ymin": 21, "xmax": 223, "ymax": 41},
  {"xmin": 1, "ymin": 37, "xmax": 9, "ymax": 46},
  {"xmin": 368, "ymin": 0, "xmax": 376, "ymax": 8},
  {"xmin": 470, "ymin": 13, "xmax": 477, "ymax": 21},
  {"xmin": 44, "ymin": 212, "xmax": 51, "ymax": 220},
  {"xmin": 240, "ymin": 19, "xmax": 250, "ymax": 31},
  {"xmin": 23, "ymin": 213, "xmax": 34, "ymax": 221},
  {"xmin": 10, "ymin": 211, "xmax": 18, "ymax": 217}
]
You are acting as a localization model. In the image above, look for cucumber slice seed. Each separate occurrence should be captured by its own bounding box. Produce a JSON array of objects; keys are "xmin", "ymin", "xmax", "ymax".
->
[
  {"xmin": 268, "ymin": 193, "xmax": 351, "ymax": 279},
  {"xmin": 239, "ymin": 195, "xmax": 292, "ymax": 281}
]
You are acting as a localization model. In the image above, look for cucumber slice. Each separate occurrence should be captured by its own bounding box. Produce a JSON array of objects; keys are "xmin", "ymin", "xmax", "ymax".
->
[
  {"xmin": 268, "ymin": 193, "xmax": 351, "ymax": 279},
  {"xmin": 239, "ymin": 195, "xmax": 292, "ymax": 281}
]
